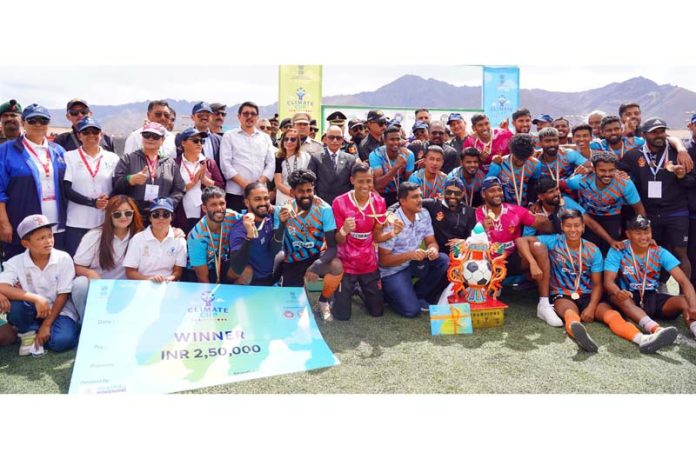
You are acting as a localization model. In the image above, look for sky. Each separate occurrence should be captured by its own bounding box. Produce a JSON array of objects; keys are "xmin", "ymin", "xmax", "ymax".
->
[{"xmin": 3, "ymin": 64, "xmax": 696, "ymax": 109}]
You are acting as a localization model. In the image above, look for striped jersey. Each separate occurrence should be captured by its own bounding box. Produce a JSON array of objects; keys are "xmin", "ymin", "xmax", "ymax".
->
[
  {"xmin": 486, "ymin": 155, "xmax": 541, "ymax": 206},
  {"xmin": 538, "ymin": 148, "xmax": 587, "ymax": 181},
  {"xmin": 590, "ymin": 136, "xmax": 645, "ymax": 159},
  {"xmin": 537, "ymin": 234, "xmax": 603, "ymax": 297},
  {"xmin": 565, "ymin": 173, "xmax": 640, "ymax": 216},
  {"xmin": 408, "ymin": 169, "xmax": 447, "ymax": 198},
  {"xmin": 279, "ymin": 197, "xmax": 336, "ymax": 263},
  {"xmin": 187, "ymin": 210, "xmax": 242, "ymax": 269},
  {"xmin": 604, "ymin": 240, "xmax": 679, "ymax": 292},
  {"xmin": 368, "ymin": 146, "xmax": 415, "ymax": 194}
]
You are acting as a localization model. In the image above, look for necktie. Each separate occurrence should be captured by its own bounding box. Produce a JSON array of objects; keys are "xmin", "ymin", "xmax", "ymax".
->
[{"xmin": 331, "ymin": 153, "xmax": 338, "ymax": 172}]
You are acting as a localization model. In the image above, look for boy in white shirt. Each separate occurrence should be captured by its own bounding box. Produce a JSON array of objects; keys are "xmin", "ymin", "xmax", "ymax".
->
[{"xmin": 0, "ymin": 214, "xmax": 79, "ymax": 356}]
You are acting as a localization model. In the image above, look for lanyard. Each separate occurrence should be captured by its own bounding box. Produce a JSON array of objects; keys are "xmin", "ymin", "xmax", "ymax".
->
[
  {"xmin": 23, "ymin": 139, "xmax": 51, "ymax": 177},
  {"xmin": 145, "ymin": 155, "xmax": 158, "ymax": 183},
  {"xmin": 204, "ymin": 219, "xmax": 224, "ymax": 283},
  {"xmin": 543, "ymin": 154, "xmax": 560, "ymax": 182},
  {"xmin": 181, "ymin": 159, "xmax": 199, "ymax": 182},
  {"xmin": 383, "ymin": 149, "xmax": 404, "ymax": 190},
  {"xmin": 641, "ymin": 144, "xmax": 667, "ymax": 180},
  {"xmin": 508, "ymin": 156, "xmax": 525, "ymax": 206},
  {"xmin": 562, "ymin": 238, "xmax": 583, "ymax": 295},
  {"xmin": 628, "ymin": 245, "xmax": 651, "ymax": 307},
  {"xmin": 78, "ymin": 147, "xmax": 102, "ymax": 180},
  {"xmin": 423, "ymin": 173, "xmax": 443, "ymax": 198}
]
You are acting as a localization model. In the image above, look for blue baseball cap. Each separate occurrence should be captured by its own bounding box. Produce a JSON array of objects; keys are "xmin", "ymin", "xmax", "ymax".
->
[
  {"xmin": 179, "ymin": 127, "xmax": 209, "ymax": 141},
  {"xmin": 192, "ymin": 102, "xmax": 212, "ymax": 115},
  {"xmin": 641, "ymin": 117, "xmax": 668, "ymax": 133},
  {"xmin": 150, "ymin": 197, "xmax": 174, "ymax": 213},
  {"xmin": 447, "ymin": 113, "xmax": 463, "ymax": 124},
  {"xmin": 532, "ymin": 114, "xmax": 553, "ymax": 124},
  {"xmin": 481, "ymin": 176, "xmax": 503, "ymax": 192},
  {"xmin": 691, "ymin": 114, "xmax": 696, "ymax": 125},
  {"xmin": 22, "ymin": 104, "xmax": 51, "ymax": 121},
  {"xmin": 412, "ymin": 121, "xmax": 428, "ymax": 133},
  {"xmin": 76, "ymin": 117, "xmax": 102, "ymax": 132}
]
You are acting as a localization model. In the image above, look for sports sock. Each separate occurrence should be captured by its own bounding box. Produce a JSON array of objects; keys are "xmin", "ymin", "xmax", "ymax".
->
[
  {"xmin": 563, "ymin": 309, "xmax": 580, "ymax": 338},
  {"xmin": 538, "ymin": 296, "xmax": 550, "ymax": 307},
  {"xmin": 638, "ymin": 316, "xmax": 660, "ymax": 334},
  {"xmin": 320, "ymin": 273, "xmax": 343, "ymax": 301},
  {"xmin": 602, "ymin": 310, "xmax": 641, "ymax": 342}
]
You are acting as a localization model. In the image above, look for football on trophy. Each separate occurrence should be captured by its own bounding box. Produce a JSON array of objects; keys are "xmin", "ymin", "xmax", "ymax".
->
[{"xmin": 463, "ymin": 259, "xmax": 492, "ymax": 286}]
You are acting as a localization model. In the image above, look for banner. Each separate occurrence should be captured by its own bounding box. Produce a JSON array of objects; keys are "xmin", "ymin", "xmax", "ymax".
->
[
  {"xmin": 69, "ymin": 280, "xmax": 339, "ymax": 394},
  {"xmin": 482, "ymin": 66, "xmax": 520, "ymax": 127},
  {"xmin": 279, "ymin": 65, "xmax": 322, "ymax": 125}
]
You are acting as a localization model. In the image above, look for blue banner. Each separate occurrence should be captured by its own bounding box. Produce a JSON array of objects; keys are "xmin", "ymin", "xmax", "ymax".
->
[
  {"xmin": 69, "ymin": 280, "xmax": 339, "ymax": 394},
  {"xmin": 482, "ymin": 66, "xmax": 520, "ymax": 127}
]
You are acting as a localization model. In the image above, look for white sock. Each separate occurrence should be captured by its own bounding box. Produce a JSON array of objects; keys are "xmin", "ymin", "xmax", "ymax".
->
[
  {"xmin": 690, "ymin": 322, "xmax": 696, "ymax": 337},
  {"xmin": 632, "ymin": 333, "xmax": 644, "ymax": 345},
  {"xmin": 638, "ymin": 316, "xmax": 659, "ymax": 333},
  {"xmin": 538, "ymin": 297, "xmax": 550, "ymax": 307}
]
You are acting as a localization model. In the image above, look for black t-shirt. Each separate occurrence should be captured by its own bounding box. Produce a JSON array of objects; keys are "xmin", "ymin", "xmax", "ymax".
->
[
  {"xmin": 358, "ymin": 135, "xmax": 382, "ymax": 161},
  {"xmin": 54, "ymin": 128, "xmax": 115, "ymax": 153},
  {"xmin": 421, "ymin": 199, "xmax": 476, "ymax": 252}
]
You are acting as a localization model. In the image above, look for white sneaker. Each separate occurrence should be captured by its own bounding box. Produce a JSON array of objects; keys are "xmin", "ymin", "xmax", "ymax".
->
[
  {"xmin": 537, "ymin": 303, "xmax": 563, "ymax": 327},
  {"xmin": 639, "ymin": 326, "xmax": 678, "ymax": 354},
  {"xmin": 18, "ymin": 331, "xmax": 36, "ymax": 356},
  {"xmin": 570, "ymin": 322, "xmax": 598, "ymax": 353},
  {"xmin": 317, "ymin": 300, "xmax": 333, "ymax": 322}
]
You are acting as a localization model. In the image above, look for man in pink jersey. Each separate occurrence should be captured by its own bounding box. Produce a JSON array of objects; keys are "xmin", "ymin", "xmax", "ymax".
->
[
  {"xmin": 464, "ymin": 113, "xmax": 513, "ymax": 171},
  {"xmin": 475, "ymin": 176, "xmax": 563, "ymax": 326},
  {"xmin": 332, "ymin": 163, "xmax": 404, "ymax": 320}
]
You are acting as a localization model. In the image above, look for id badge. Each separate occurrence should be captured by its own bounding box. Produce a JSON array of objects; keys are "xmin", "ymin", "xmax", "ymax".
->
[
  {"xmin": 648, "ymin": 181, "xmax": 662, "ymax": 199},
  {"xmin": 144, "ymin": 184, "xmax": 160, "ymax": 201},
  {"xmin": 41, "ymin": 175, "xmax": 56, "ymax": 201}
]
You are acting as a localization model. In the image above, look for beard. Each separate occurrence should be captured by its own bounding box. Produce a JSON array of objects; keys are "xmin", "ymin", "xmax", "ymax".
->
[{"xmin": 297, "ymin": 196, "xmax": 313, "ymax": 211}]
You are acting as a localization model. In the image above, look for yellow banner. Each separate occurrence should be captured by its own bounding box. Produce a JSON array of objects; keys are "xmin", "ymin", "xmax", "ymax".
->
[{"xmin": 278, "ymin": 65, "xmax": 323, "ymax": 125}]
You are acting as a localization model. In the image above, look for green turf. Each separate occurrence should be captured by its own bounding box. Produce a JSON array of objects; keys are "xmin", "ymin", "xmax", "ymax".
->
[{"xmin": 2, "ymin": 287, "xmax": 696, "ymax": 394}]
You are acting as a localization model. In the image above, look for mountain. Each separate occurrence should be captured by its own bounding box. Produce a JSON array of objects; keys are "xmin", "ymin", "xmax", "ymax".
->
[{"xmin": 48, "ymin": 75, "xmax": 696, "ymax": 135}]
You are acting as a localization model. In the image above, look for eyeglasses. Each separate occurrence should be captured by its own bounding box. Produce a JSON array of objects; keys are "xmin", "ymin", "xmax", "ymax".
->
[
  {"xmin": 68, "ymin": 109, "xmax": 90, "ymax": 117},
  {"xmin": 326, "ymin": 135, "xmax": 343, "ymax": 141},
  {"xmin": 112, "ymin": 210, "xmax": 134, "ymax": 219},
  {"xmin": 284, "ymin": 137, "xmax": 298, "ymax": 142},
  {"xmin": 142, "ymin": 132, "xmax": 163, "ymax": 140},
  {"xmin": 214, "ymin": 111, "xmax": 227, "ymax": 117},
  {"xmin": 258, "ymin": 126, "xmax": 269, "ymax": 131},
  {"xmin": 240, "ymin": 111, "xmax": 258, "ymax": 117},
  {"xmin": 27, "ymin": 118, "xmax": 50, "ymax": 126},
  {"xmin": 376, "ymin": 121, "xmax": 387, "ymax": 127},
  {"xmin": 187, "ymin": 137, "xmax": 206, "ymax": 145},
  {"xmin": 80, "ymin": 128, "xmax": 101, "ymax": 136},
  {"xmin": 151, "ymin": 210, "xmax": 172, "ymax": 219},
  {"xmin": 152, "ymin": 111, "xmax": 171, "ymax": 119},
  {"xmin": 310, "ymin": 128, "xmax": 318, "ymax": 133}
]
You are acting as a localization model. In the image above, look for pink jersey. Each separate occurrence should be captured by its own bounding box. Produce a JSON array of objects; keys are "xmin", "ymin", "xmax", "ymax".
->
[
  {"xmin": 475, "ymin": 204, "xmax": 535, "ymax": 256},
  {"xmin": 464, "ymin": 128, "xmax": 513, "ymax": 168},
  {"xmin": 332, "ymin": 191, "xmax": 386, "ymax": 275}
]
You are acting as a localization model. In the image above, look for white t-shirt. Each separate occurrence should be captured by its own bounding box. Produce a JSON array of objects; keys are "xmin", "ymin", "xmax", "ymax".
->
[
  {"xmin": 180, "ymin": 154, "xmax": 205, "ymax": 219},
  {"xmin": 123, "ymin": 226, "xmax": 187, "ymax": 277},
  {"xmin": 24, "ymin": 137, "xmax": 60, "ymax": 231},
  {"xmin": 123, "ymin": 127, "xmax": 177, "ymax": 158},
  {"xmin": 0, "ymin": 249, "xmax": 79, "ymax": 321},
  {"xmin": 73, "ymin": 228, "xmax": 132, "ymax": 280},
  {"xmin": 64, "ymin": 147, "xmax": 120, "ymax": 229}
]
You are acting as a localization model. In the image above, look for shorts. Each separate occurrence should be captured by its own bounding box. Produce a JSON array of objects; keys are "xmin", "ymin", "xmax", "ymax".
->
[
  {"xmin": 649, "ymin": 214, "xmax": 689, "ymax": 248},
  {"xmin": 632, "ymin": 290, "xmax": 672, "ymax": 319},
  {"xmin": 332, "ymin": 270, "xmax": 384, "ymax": 320},
  {"xmin": 551, "ymin": 293, "xmax": 592, "ymax": 312},
  {"xmin": 280, "ymin": 254, "xmax": 321, "ymax": 287}
]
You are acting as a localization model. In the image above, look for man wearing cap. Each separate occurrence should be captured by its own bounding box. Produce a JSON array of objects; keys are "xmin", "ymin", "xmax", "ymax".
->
[
  {"xmin": 359, "ymin": 110, "xmax": 387, "ymax": 160},
  {"xmin": 532, "ymin": 114, "xmax": 553, "ymax": 132},
  {"xmin": 410, "ymin": 121, "xmax": 429, "ymax": 143},
  {"xmin": 210, "ymin": 103, "xmax": 227, "ymax": 136},
  {"xmin": 268, "ymin": 113, "xmax": 280, "ymax": 146},
  {"xmin": 408, "ymin": 121, "xmax": 460, "ymax": 174},
  {"xmin": 179, "ymin": 102, "xmax": 221, "ymax": 165},
  {"xmin": 0, "ymin": 104, "xmax": 68, "ymax": 259},
  {"xmin": 619, "ymin": 117, "xmax": 696, "ymax": 280},
  {"xmin": 123, "ymin": 100, "xmax": 177, "ymax": 157},
  {"xmin": 326, "ymin": 111, "xmax": 347, "ymax": 135},
  {"xmin": 0, "ymin": 99, "xmax": 23, "ymax": 145},
  {"xmin": 219, "ymin": 102, "xmax": 276, "ymax": 212},
  {"xmin": 53, "ymin": 99, "xmax": 115, "ymax": 153},
  {"xmin": 307, "ymin": 125, "xmax": 357, "ymax": 204},
  {"xmin": 63, "ymin": 117, "xmax": 120, "ymax": 256},
  {"xmin": 447, "ymin": 113, "xmax": 469, "ymax": 155},
  {"xmin": 344, "ymin": 118, "xmax": 365, "ymax": 156},
  {"xmin": 292, "ymin": 112, "xmax": 323, "ymax": 156}
]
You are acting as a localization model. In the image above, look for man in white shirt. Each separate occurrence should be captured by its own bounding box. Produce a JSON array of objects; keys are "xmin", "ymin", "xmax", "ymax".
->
[
  {"xmin": 218, "ymin": 101, "xmax": 275, "ymax": 212},
  {"xmin": 123, "ymin": 100, "xmax": 177, "ymax": 157}
]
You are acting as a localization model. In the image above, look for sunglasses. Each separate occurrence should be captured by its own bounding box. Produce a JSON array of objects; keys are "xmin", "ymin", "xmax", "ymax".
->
[
  {"xmin": 214, "ymin": 111, "xmax": 227, "ymax": 117},
  {"xmin": 240, "ymin": 111, "xmax": 258, "ymax": 117},
  {"xmin": 80, "ymin": 128, "xmax": 101, "ymax": 136},
  {"xmin": 326, "ymin": 135, "xmax": 343, "ymax": 141},
  {"xmin": 376, "ymin": 121, "xmax": 387, "ymax": 127},
  {"xmin": 284, "ymin": 137, "xmax": 298, "ymax": 142},
  {"xmin": 112, "ymin": 210, "xmax": 134, "ymax": 219},
  {"xmin": 152, "ymin": 111, "xmax": 171, "ymax": 119},
  {"xmin": 187, "ymin": 137, "xmax": 206, "ymax": 145},
  {"xmin": 444, "ymin": 189, "xmax": 462, "ymax": 196},
  {"xmin": 151, "ymin": 210, "xmax": 172, "ymax": 219},
  {"xmin": 69, "ymin": 109, "xmax": 90, "ymax": 117},
  {"xmin": 27, "ymin": 118, "xmax": 50, "ymax": 125},
  {"xmin": 142, "ymin": 132, "xmax": 163, "ymax": 140},
  {"xmin": 258, "ymin": 126, "xmax": 269, "ymax": 131},
  {"xmin": 310, "ymin": 128, "xmax": 318, "ymax": 132},
  {"xmin": 430, "ymin": 131, "xmax": 445, "ymax": 136}
]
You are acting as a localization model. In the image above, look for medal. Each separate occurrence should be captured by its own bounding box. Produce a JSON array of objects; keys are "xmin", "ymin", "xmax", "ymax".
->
[
  {"xmin": 563, "ymin": 237, "xmax": 584, "ymax": 301},
  {"xmin": 559, "ymin": 197, "xmax": 566, "ymax": 207},
  {"xmin": 571, "ymin": 292, "xmax": 580, "ymax": 300},
  {"xmin": 487, "ymin": 211, "xmax": 496, "ymax": 220},
  {"xmin": 508, "ymin": 155, "xmax": 526, "ymax": 206},
  {"xmin": 628, "ymin": 244, "xmax": 651, "ymax": 308}
]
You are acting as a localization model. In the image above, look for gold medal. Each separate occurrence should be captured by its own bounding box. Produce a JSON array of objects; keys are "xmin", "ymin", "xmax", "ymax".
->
[
  {"xmin": 559, "ymin": 197, "xmax": 566, "ymax": 207},
  {"xmin": 571, "ymin": 292, "xmax": 580, "ymax": 300},
  {"xmin": 487, "ymin": 211, "xmax": 496, "ymax": 220}
]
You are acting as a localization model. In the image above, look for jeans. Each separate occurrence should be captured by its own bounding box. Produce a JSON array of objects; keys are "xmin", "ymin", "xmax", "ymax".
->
[
  {"xmin": 381, "ymin": 253, "xmax": 449, "ymax": 318},
  {"xmin": 7, "ymin": 300, "xmax": 79, "ymax": 352},
  {"xmin": 71, "ymin": 276, "xmax": 90, "ymax": 324}
]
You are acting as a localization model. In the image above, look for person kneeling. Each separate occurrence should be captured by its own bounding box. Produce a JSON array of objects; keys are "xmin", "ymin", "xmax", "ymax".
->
[
  {"xmin": 0, "ymin": 215, "xmax": 80, "ymax": 356},
  {"xmin": 227, "ymin": 183, "xmax": 283, "ymax": 286},
  {"xmin": 277, "ymin": 169, "xmax": 343, "ymax": 321},
  {"xmin": 378, "ymin": 182, "xmax": 449, "ymax": 318}
]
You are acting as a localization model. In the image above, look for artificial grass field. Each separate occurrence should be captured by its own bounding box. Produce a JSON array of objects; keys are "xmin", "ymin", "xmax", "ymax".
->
[{"xmin": 2, "ymin": 285, "xmax": 695, "ymax": 395}]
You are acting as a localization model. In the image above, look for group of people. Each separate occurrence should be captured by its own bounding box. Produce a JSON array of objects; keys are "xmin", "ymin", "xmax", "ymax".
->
[{"xmin": 1, "ymin": 96, "xmax": 696, "ymax": 358}]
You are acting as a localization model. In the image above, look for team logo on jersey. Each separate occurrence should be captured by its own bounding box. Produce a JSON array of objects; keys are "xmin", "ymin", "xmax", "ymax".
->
[
  {"xmin": 436, "ymin": 211, "xmax": 444, "ymax": 221},
  {"xmin": 637, "ymin": 157, "xmax": 646, "ymax": 168}
]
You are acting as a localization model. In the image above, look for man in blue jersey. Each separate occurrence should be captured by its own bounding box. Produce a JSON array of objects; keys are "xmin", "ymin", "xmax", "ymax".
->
[
  {"xmin": 517, "ymin": 210, "xmax": 679, "ymax": 353},
  {"xmin": 537, "ymin": 127, "xmax": 590, "ymax": 182},
  {"xmin": 590, "ymin": 116, "xmax": 644, "ymax": 159},
  {"xmin": 566, "ymin": 152, "xmax": 646, "ymax": 254},
  {"xmin": 369, "ymin": 125, "xmax": 415, "ymax": 207},
  {"xmin": 487, "ymin": 134, "xmax": 540, "ymax": 207},
  {"xmin": 277, "ymin": 169, "xmax": 343, "ymax": 321},
  {"xmin": 446, "ymin": 147, "xmax": 486, "ymax": 208},
  {"xmin": 408, "ymin": 145, "xmax": 448, "ymax": 199},
  {"xmin": 604, "ymin": 215, "xmax": 696, "ymax": 343}
]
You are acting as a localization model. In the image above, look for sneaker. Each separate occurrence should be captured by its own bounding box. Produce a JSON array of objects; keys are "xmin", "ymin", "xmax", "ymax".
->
[
  {"xmin": 420, "ymin": 300, "xmax": 430, "ymax": 313},
  {"xmin": 639, "ymin": 326, "xmax": 678, "ymax": 354},
  {"xmin": 570, "ymin": 322, "xmax": 598, "ymax": 353},
  {"xmin": 537, "ymin": 303, "xmax": 563, "ymax": 327},
  {"xmin": 317, "ymin": 300, "xmax": 333, "ymax": 322},
  {"xmin": 18, "ymin": 331, "xmax": 37, "ymax": 356}
]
